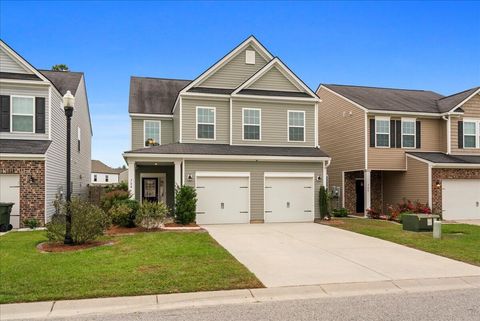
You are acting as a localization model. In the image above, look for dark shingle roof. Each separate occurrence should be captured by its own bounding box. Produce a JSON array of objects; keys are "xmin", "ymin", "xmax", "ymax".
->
[
  {"xmin": 39, "ymin": 70, "xmax": 83, "ymax": 95},
  {"xmin": 0, "ymin": 72, "xmax": 41, "ymax": 81},
  {"xmin": 436, "ymin": 86, "xmax": 480, "ymax": 113},
  {"xmin": 129, "ymin": 77, "xmax": 191, "ymax": 114},
  {"xmin": 238, "ymin": 88, "xmax": 313, "ymax": 98},
  {"xmin": 188, "ymin": 87, "xmax": 234, "ymax": 95},
  {"xmin": 126, "ymin": 143, "xmax": 329, "ymax": 158},
  {"xmin": 0, "ymin": 139, "xmax": 51, "ymax": 154},
  {"xmin": 322, "ymin": 84, "xmax": 444, "ymax": 113},
  {"xmin": 91, "ymin": 160, "xmax": 124, "ymax": 174},
  {"xmin": 408, "ymin": 152, "xmax": 480, "ymax": 164}
]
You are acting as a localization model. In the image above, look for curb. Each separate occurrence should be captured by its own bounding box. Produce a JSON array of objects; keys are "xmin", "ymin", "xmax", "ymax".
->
[{"xmin": 1, "ymin": 276, "xmax": 479, "ymax": 320}]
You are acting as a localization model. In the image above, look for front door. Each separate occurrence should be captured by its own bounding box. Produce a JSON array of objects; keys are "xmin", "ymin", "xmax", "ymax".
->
[
  {"xmin": 142, "ymin": 177, "xmax": 158, "ymax": 203},
  {"xmin": 355, "ymin": 179, "xmax": 365, "ymax": 214}
]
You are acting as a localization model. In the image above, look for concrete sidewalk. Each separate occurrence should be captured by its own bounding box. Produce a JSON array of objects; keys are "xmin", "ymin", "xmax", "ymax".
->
[{"xmin": 2, "ymin": 276, "xmax": 479, "ymax": 320}]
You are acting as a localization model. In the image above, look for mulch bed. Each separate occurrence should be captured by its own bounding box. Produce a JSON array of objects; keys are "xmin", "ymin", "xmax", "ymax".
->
[
  {"xmin": 164, "ymin": 223, "xmax": 199, "ymax": 228},
  {"xmin": 105, "ymin": 226, "xmax": 163, "ymax": 235},
  {"xmin": 37, "ymin": 241, "xmax": 114, "ymax": 253}
]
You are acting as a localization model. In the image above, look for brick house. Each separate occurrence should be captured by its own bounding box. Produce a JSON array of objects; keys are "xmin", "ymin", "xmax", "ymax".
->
[{"xmin": 0, "ymin": 40, "xmax": 92, "ymax": 228}]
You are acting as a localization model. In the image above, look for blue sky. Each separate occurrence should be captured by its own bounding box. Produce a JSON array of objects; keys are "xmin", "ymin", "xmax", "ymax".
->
[{"xmin": 1, "ymin": 1, "xmax": 479, "ymax": 167}]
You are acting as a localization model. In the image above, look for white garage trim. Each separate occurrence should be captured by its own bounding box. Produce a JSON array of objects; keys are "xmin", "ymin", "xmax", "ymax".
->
[{"xmin": 264, "ymin": 172, "xmax": 314, "ymax": 178}]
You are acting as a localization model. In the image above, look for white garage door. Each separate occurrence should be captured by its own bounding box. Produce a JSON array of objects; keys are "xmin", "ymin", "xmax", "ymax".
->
[
  {"xmin": 0, "ymin": 174, "xmax": 20, "ymax": 228},
  {"xmin": 195, "ymin": 172, "xmax": 250, "ymax": 224},
  {"xmin": 264, "ymin": 173, "xmax": 314, "ymax": 223},
  {"xmin": 442, "ymin": 179, "xmax": 480, "ymax": 220}
]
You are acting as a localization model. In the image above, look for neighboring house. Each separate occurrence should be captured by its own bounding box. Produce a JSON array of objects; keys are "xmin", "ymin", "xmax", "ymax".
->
[
  {"xmin": 0, "ymin": 40, "xmax": 92, "ymax": 228},
  {"xmin": 91, "ymin": 160, "xmax": 124, "ymax": 185},
  {"xmin": 119, "ymin": 169, "xmax": 128, "ymax": 183},
  {"xmin": 124, "ymin": 36, "xmax": 330, "ymax": 224},
  {"xmin": 317, "ymin": 84, "xmax": 480, "ymax": 221}
]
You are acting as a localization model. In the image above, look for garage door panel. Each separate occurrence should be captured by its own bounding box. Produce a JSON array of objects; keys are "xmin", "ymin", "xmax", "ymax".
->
[
  {"xmin": 0, "ymin": 174, "xmax": 20, "ymax": 229},
  {"xmin": 442, "ymin": 179, "xmax": 480, "ymax": 220}
]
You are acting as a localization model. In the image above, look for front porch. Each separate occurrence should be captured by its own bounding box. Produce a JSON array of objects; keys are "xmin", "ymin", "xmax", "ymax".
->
[{"xmin": 343, "ymin": 170, "xmax": 383, "ymax": 216}]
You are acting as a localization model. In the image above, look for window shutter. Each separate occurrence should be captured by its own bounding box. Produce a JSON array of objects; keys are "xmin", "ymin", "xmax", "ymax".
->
[
  {"xmin": 416, "ymin": 121, "xmax": 421, "ymax": 149},
  {"xmin": 369, "ymin": 119, "xmax": 375, "ymax": 147},
  {"xmin": 35, "ymin": 97, "xmax": 46, "ymax": 134},
  {"xmin": 390, "ymin": 120, "xmax": 395, "ymax": 148},
  {"xmin": 395, "ymin": 120, "xmax": 401, "ymax": 148},
  {"xmin": 0, "ymin": 95, "xmax": 10, "ymax": 132},
  {"xmin": 458, "ymin": 121, "xmax": 463, "ymax": 149}
]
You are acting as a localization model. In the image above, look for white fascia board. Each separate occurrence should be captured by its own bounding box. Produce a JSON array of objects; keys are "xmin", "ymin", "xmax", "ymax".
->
[
  {"xmin": 0, "ymin": 153, "xmax": 46, "ymax": 160},
  {"xmin": 196, "ymin": 171, "xmax": 250, "ymax": 178},
  {"xmin": 123, "ymin": 153, "xmax": 331, "ymax": 163},
  {"xmin": 231, "ymin": 93, "xmax": 318, "ymax": 103},
  {"xmin": 432, "ymin": 163, "xmax": 480, "ymax": 168},
  {"xmin": 405, "ymin": 153, "xmax": 435, "ymax": 165},
  {"xmin": 264, "ymin": 172, "xmax": 314, "ymax": 178},
  {"xmin": 367, "ymin": 109, "xmax": 443, "ymax": 118},
  {"xmin": 445, "ymin": 88, "xmax": 480, "ymax": 113},
  {"xmin": 180, "ymin": 92, "xmax": 231, "ymax": 100},
  {"xmin": 130, "ymin": 113, "xmax": 173, "ymax": 119},
  {"xmin": 0, "ymin": 79, "xmax": 51, "ymax": 86}
]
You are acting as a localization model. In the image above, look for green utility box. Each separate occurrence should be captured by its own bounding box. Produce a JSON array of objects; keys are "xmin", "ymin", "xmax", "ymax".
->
[
  {"xmin": 0, "ymin": 202, "xmax": 14, "ymax": 232},
  {"xmin": 402, "ymin": 214, "xmax": 440, "ymax": 232}
]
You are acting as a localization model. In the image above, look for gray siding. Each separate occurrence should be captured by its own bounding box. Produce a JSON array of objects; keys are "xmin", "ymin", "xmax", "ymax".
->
[
  {"xmin": 184, "ymin": 160, "xmax": 324, "ymax": 220},
  {"xmin": 173, "ymin": 99, "xmax": 180, "ymax": 142},
  {"xmin": 0, "ymin": 83, "xmax": 50, "ymax": 140},
  {"xmin": 131, "ymin": 118, "xmax": 174, "ymax": 150},
  {"xmin": 248, "ymin": 66, "xmax": 299, "ymax": 92},
  {"xmin": 181, "ymin": 97, "xmax": 230, "ymax": 144},
  {"xmin": 198, "ymin": 45, "xmax": 268, "ymax": 89},
  {"xmin": 232, "ymin": 99, "xmax": 315, "ymax": 147},
  {"xmin": 0, "ymin": 48, "xmax": 31, "ymax": 74}
]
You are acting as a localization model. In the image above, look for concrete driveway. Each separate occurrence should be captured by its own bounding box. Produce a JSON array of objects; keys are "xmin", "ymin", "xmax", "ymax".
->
[{"xmin": 204, "ymin": 223, "xmax": 480, "ymax": 287}]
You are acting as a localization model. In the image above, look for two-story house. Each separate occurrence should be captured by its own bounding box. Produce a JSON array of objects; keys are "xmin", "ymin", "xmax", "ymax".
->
[
  {"xmin": 317, "ymin": 84, "xmax": 480, "ymax": 221},
  {"xmin": 0, "ymin": 40, "xmax": 92, "ymax": 228},
  {"xmin": 123, "ymin": 36, "xmax": 330, "ymax": 224},
  {"xmin": 91, "ymin": 160, "xmax": 124, "ymax": 185}
]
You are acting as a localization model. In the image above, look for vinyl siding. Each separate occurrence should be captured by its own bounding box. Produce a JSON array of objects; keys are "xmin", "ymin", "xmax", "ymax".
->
[
  {"xmin": 0, "ymin": 47, "xmax": 31, "ymax": 74},
  {"xmin": 184, "ymin": 160, "xmax": 324, "ymax": 220},
  {"xmin": 248, "ymin": 66, "xmax": 299, "ymax": 92},
  {"xmin": 173, "ymin": 99, "xmax": 180, "ymax": 142},
  {"xmin": 131, "ymin": 118, "xmax": 174, "ymax": 150},
  {"xmin": 181, "ymin": 97, "xmax": 230, "ymax": 144},
  {"xmin": 451, "ymin": 94, "xmax": 480, "ymax": 154},
  {"xmin": 317, "ymin": 87, "xmax": 366, "ymax": 194},
  {"xmin": 231, "ymin": 99, "xmax": 315, "ymax": 146},
  {"xmin": 382, "ymin": 157, "xmax": 429, "ymax": 211},
  {"xmin": 198, "ymin": 45, "xmax": 268, "ymax": 89},
  {"xmin": 0, "ymin": 83, "xmax": 49, "ymax": 140},
  {"xmin": 368, "ymin": 116, "xmax": 446, "ymax": 170}
]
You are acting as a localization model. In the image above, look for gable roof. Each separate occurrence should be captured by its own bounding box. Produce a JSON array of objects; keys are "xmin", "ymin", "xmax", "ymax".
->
[
  {"xmin": 91, "ymin": 160, "xmax": 124, "ymax": 174},
  {"xmin": 436, "ymin": 86, "xmax": 480, "ymax": 113},
  {"xmin": 39, "ymin": 70, "xmax": 83, "ymax": 95},
  {"xmin": 407, "ymin": 152, "xmax": 480, "ymax": 165},
  {"xmin": 129, "ymin": 76, "xmax": 190, "ymax": 115}
]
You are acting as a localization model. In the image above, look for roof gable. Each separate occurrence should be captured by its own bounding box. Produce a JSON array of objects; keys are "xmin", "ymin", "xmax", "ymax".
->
[
  {"xmin": 246, "ymin": 65, "xmax": 300, "ymax": 92},
  {"xmin": 0, "ymin": 40, "xmax": 49, "ymax": 82},
  {"xmin": 436, "ymin": 86, "xmax": 480, "ymax": 113}
]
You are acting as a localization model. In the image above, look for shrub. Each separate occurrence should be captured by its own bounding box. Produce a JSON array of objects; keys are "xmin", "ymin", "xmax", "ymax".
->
[
  {"xmin": 105, "ymin": 182, "xmax": 128, "ymax": 193},
  {"xmin": 46, "ymin": 198, "xmax": 110, "ymax": 244},
  {"xmin": 23, "ymin": 218, "xmax": 39, "ymax": 229},
  {"xmin": 386, "ymin": 204, "xmax": 401, "ymax": 221},
  {"xmin": 319, "ymin": 186, "xmax": 329, "ymax": 219},
  {"xmin": 135, "ymin": 201, "xmax": 169, "ymax": 229},
  {"xmin": 366, "ymin": 207, "xmax": 382, "ymax": 219},
  {"xmin": 108, "ymin": 199, "xmax": 139, "ymax": 227},
  {"xmin": 174, "ymin": 185, "xmax": 197, "ymax": 225},
  {"xmin": 101, "ymin": 189, "xmax": 130, "ymax": 212},
  {"xmin": 332, "ymin": 208, "xmax": 349, "ymax": 217}
]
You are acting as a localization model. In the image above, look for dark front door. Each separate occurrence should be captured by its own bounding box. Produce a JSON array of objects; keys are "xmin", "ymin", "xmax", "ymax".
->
[
  {"xmin": 142, "ymin": 177, "xmax": 158, "ymax": 202},
  {"xmin": 355, "ymin": 179, "xmax": 365, "ymax": 214}
]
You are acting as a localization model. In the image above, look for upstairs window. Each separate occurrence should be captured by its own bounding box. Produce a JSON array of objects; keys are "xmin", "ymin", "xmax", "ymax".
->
[
  {"xmin": 11, "ymin": 96, "xmax": 34, "ymax": 133},
  {"xmin": 93, "ymin": 174, "xmax": 97, "ymax": 182},
  {"xmin": 463, "ymin": 121, "xmax": 478, "ymax": 148},
  {"xmin": 105, "ymin": 175, "xmax": 109, "ymax": 183},
  {"xmin": 401, "ymin": 118, "xmax": 416, "ymax": 148},
  {"xmin": 288, "ymin": 111, "xmax": 305, "ymax": 142},
  {"xmin": 144, "ymin": 120, "xmax": 160, "ymax": 146},
  {"xmin": 375, "ymin": 117, "xmax": 390, "ymax": 147},
  {"xmin": 196, "ymin": 107, "xmax": 215, "ymax": 140},
  {"xmin": 243, "ymin": 108, "xmax": 261, "ymax": 140}
]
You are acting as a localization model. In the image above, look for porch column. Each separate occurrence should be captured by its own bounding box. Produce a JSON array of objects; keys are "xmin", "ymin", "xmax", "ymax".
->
[
  {"xmin": 174, "ymin": 160, "xmax": 182, "ymax": 188},
  {"xmin": 322, "ymin": 160, "xmax": 328, "ymax": 187},
  {"xmin": 128, "ymin": 160, "xmax": 135, "ymax": 199},
  {"xmin": 364, "ymin": 169, "xmax": 371, "ymax": 217}
]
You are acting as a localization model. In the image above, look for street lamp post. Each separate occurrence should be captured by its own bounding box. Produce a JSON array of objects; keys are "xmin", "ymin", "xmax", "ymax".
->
[{"xmin": 63, "ymin": 90, "xmax": 75, "ymax": 245}]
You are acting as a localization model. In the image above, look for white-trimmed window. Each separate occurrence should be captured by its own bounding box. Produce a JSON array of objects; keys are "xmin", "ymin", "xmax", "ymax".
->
[
  {"xmin": 196, "ymin": 107, "xmax": 215, "ymax": 140},
  {"xmin": 243, "ymin": 108, "xmax": 261, "ymax": 140},
  {"xmin": 463, "ymin": 120, "xmax": 478, "ymax": 148},
  {"xmin": 11, "ymin": 96, "xmax": 35, "ymax": 133},
  {"xmin": 401, "ymin": 118, "xmax": 416, "ymax": 148},
  {"xmin": 93, "ymin": 174, "xmax": 97, "ymax": 182},
  {"xmin": 144, "ymin": 120, "xmax": 160, "ymax": 146},
  {"xmin": 288, "ymin": 110, "xmax": 305, "ymax": 142},
  {"xmin": 105, "ymin": 175, "xmax": 109, "ymax": 183},
  {"xmin": 375, "ymin": 117, "xmax": 390, "ymax": 147}
]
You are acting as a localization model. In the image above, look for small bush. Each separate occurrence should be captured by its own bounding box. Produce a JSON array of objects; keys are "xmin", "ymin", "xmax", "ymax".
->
[
  {"xmin": 101, "ymin": 189, "xmax": 130, "ymax": 212},
  {"xmin": 135, "ymin": 201, "xmax": 169, "ymax": 229},
  {"xmin": 108, "ymin": 200, "xmax": 139, "ymax": 227},
  {"xmin": 332, "ymin": 208, "xmax": 349, "ymax": 217},
  {"xmin": 105, "ymin": 182, "xmax": 128, "ymax": 193},
  {"xmin": 319, "ymin": 186, "xmax": 329, "ymax": 219},
  {"xmin": 366, "ymin": 207, "xmax": 382, "ymax": 219},
  {"xmin": 23, "ymin": 218, "xmax": 39, "ymax": 229},
  {"xmin": 46, "ymin": 198, "xmax": 110, "ymax": 244},
  {"xmin": 175, "ymin": 185, "xmax": 197, "ymax": 225}
]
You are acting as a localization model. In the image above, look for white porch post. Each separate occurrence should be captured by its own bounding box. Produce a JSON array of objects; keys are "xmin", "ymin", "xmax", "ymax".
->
[
  {"xmin": 322, "ymin": 160, "xmax": 327, "ymax": 187},
  {"xmin": 128, "ymin": 160, "xmax": 135, "ymax": 200},
  {"xmin": 174, "ymin": 160, "xmax": 182, "ymax": 188},
  {"xmin": 364, "ymin": 169, "xmax": 371, "ymax": 217}
]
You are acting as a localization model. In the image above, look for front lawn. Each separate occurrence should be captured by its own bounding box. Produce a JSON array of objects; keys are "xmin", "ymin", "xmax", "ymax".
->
[
  {"xmin": 0, "ymin": 231, "xmax": 262, "ymax": 304},
  {"xmin": 320, "ymin": 218, "xmax": 480, "ymax": 266}
]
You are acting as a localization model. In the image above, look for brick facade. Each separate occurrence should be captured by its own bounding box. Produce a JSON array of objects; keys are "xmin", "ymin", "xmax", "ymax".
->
[
  {"xmin": 0, "ymin": 160, "xmax": 45, "ymax": 227},
  {"xmin": 371, "ymin": 171, "xmax": 383, "ymax": 211},
  {"xmin": 431, "ymin": 168, "xmax": 480, "ymax": 215},
  {"xmin": 344, "ymin": 170, "xmax": 383, "ymax": 215}
]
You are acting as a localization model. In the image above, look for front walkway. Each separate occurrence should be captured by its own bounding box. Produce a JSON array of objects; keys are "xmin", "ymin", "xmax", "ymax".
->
[{"xmin": 204, "ymin": 223, "xmax": 480, "ymax": 287}]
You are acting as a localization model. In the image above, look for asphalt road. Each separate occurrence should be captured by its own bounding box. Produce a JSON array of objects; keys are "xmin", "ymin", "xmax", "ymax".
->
[{"xmin": 39, "ymin": 288, "xmax": 480, "ymax": 321}]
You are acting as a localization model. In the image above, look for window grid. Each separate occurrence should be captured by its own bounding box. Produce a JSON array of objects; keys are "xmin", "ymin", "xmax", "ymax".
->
[
  {"xmin": 402, "ymin": 119, "xmax": 416, "ymax": 148},
  {"xmin": 243, "ymin": 108, "xmax": 261, "ymax": 140},
  {"xmin": 11, "ymin": 96, "xmax": 35, "ymax": 133},
  {"xmin": 197, "ymin": 107, "xmax": 215, "ymax": 140},
  {"xmin": 288, "ymin": 111, "xmax": 305, "ymax": 142},
  {"xmin": 463, "ymin": 121, "xmax": 479, "ymax": 148},
  {"xmin": 375, "ymin": 118, "xmax": 390, "ymax": 147},
  {"xmin": 144, "ymin": 120, "xmax": 160, "ymax": 146}
]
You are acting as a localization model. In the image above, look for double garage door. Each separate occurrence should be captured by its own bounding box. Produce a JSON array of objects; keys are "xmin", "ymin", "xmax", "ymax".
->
[
  {"xmin": 195, "ymin": 172, "xmax": 314, "ymax": 224},
  {"xmin": 442, "ymin": 179, "xmax": 480, "ymax": 220}
]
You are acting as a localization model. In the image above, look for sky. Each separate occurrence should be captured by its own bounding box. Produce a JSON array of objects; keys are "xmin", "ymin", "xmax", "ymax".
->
[{"xmin": 1, "ymin": 1, "xmax": 479, "ymax": 167}]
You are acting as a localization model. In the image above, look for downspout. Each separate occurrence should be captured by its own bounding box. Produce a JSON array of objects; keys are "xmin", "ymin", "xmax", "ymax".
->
[{"xmin": 442, "ymin": 115, "xmax": 451, "ymax": 154}]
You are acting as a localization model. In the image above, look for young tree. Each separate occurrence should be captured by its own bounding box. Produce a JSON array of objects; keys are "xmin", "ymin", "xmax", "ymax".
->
[{"xmin": 51, "ymin": 64, "xmax": 69, "ymax": 71}]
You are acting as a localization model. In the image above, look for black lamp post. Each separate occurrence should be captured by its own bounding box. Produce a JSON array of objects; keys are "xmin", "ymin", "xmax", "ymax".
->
[{"xmin": 63, "ymin": 90, "xmax": 75, "ymax": 245}]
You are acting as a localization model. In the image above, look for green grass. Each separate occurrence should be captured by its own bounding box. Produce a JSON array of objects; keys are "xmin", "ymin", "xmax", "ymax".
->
[
  {"xmin": 321, "ymin": 218, "xmax": 480, "ymax": 266},
  {"xmin": 0, "ymin": 231, "xmax": 262, "ymax": 304}
]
